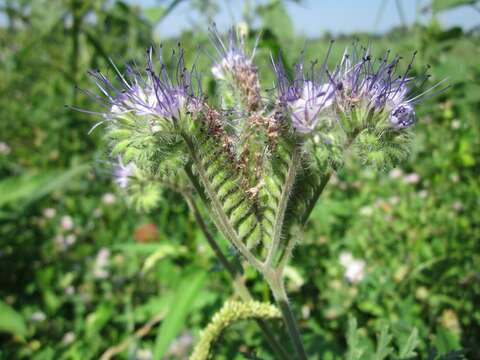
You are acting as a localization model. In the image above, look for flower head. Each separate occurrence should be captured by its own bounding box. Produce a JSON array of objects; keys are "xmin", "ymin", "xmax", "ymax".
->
[
  {"xmin": 87, "ymin": 45, "xmax": 202, "ymax": 127},
  {"xmin": 273, "ymin": 50, "xmax": 335, "ymax": 134},
  {"xmin": 332, "ymin": 44, "xmax": 444, "ymax": 130}
]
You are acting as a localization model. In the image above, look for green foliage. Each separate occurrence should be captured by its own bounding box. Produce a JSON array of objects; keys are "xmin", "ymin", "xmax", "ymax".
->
[
  {"xmin": 346, "ymin": 317, "xmax": 420, "ymax": 360},
  {"xmin": 0, "ymin": 301, "xmax": 27, "ymax": 338},
  {"xmin": 154, "ymin": 271, "xmax": 207, "ymax": 359},
  {"xmin": 0, "ymin": 164, "xmax": 88, "ymax": 209}
]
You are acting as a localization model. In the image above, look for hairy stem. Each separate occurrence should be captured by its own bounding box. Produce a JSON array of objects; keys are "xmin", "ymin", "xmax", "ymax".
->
[
  {"xmin": 183, "ymin": 192, "xmax": 290, "ymax": 360},
  {"xmin": 301, "ymin": 133, "xmax": 358, "ymax": 226},
  {"xmin": 300, "ymin": 172, "xmax": 331, "ymax": 226},
  {"xmin": 184, "ymin": 193, "xmax": 244, "ymax": 294},
  {"xmin": 184, "ymin": 163, "xmax": 208, "ymax": 204},
  {"xmin": 267, "ymin": 271, "xmax": 308, "ymax": 360},
  {"xmin": 266, "ymin": 146, "xmax": 300, "ymax": 267}
]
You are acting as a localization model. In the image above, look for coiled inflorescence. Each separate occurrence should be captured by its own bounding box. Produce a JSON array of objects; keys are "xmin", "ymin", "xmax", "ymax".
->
[
  {"xmin": 209, "ymin": 25, "xmax": 262, "ymax": 111},
  {"xmin": 331, "ymin": 44, "xmax": 444, "ymax": 133}
]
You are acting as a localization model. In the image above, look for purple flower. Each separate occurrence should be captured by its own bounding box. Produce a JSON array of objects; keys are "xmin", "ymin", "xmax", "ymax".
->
[
  {"xmin": 86, "ymin": 46, "xmax": 202, "ymax": 128},
  {"xmin": 332, "ymin": 44, "xmax": 445, "ymax": 129},
  {"xmin": 273, "ymin": 50, "xmax": 335, "ymax": 134},
  {"xmin": 114, "ymin": 157, "xmax": 135, "ymax": 189},
  {"xmin": 389, "ymin": 103, "xmax": 415, "ymax": 128}
]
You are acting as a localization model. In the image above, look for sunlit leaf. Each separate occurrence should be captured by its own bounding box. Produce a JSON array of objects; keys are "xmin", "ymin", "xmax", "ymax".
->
[
  {"xmin": 0, "ymin": 301, "xmax": 27, "ymax": 338},
  {"xmin": 153, "ymin": 271, "xmax": 206, "ymax": 359},
  {"xmin": 0, "ymin": 164, "xmax": 89, "ymax": 208}
]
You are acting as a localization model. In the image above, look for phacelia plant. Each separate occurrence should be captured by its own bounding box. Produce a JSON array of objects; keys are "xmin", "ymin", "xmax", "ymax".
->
[{"xmin": 83, "ymin": 26, "xmax": 443, "ymax": 359}]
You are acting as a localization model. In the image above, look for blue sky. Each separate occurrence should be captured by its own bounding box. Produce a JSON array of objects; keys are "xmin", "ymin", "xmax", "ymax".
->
[{"xmin": 131, "ymin": 0, "xmax": 479, "ymax": 38}]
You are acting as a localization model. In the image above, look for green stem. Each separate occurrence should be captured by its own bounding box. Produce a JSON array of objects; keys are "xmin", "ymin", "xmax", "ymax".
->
[
  {"xmin": 70, "ymin": 0, "xmax": 82, "ymax": 105},
  {"xmin": 301, "ymin": 133, "xmax": 358, "ymax": 226},
  {"xmin": 184, "ymin": 193, "xmax": 243, "ymax": 288},
  {"xmin": 183, "ymin": 192, "xmax": 290, "ymax": 360},
  {"xmin": 267, "ymin": 271, "xmax": 308, "ymax": 360}
]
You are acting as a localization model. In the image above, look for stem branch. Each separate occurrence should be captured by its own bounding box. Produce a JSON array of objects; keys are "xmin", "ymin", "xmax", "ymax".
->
[{"xmin": 183, "ymin": 191, "xmax": 290, "ymax": 360}]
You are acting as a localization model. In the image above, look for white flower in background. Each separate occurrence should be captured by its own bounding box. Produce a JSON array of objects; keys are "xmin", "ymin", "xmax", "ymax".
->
[
  {"xmin": 93, "ymin": 247, "xmax": 110, "ymax": 279},
  {"xmin": 339, "ymin": 251, "xmax": 366, "ymax": 284},
  {"xmin": 418, "ymin": 190, "xmax": 428, "ymax": 199},
  {"xmin": 345, "ymin": 259, "xmax": 366, "ymax": 284},
  {"xmin": 451, "ymin": 119, "xmax": 461, "ymax": 129},
  {"xmin": 166, "ymin": 332, "xmax": 194, "ymax": 358},
  {"xmin": 61, "ymin": 215, "xmax": 74, "ymax": 231},
  {"xmin": 65, "ymin": 234, "xmax": 77, "ymax": 246},
  {"xmin": 452, "ymin": 201, "xmax": 463, "ymax": 211},
  {"xmin": 93, "ymin": 208, "xmax": 103, "ymax": 218},
  {"xmin": 135, "ymin": 349, "xmax": 153, "ymax": 360},
  {"xmin": 54, "ymin": 233, "xmax": 76, "ymax": 250},
  {"xmin": 101, "ymin": 193, "xmax": 116, "ymax": 205},
  {"xmin": 359, "ymin": 206, "xmax": 373, "ymax": 216},
  {"xmin": 403, "ymin": 173, "xmax": 421, "ymax": 184},
  {"xmin": 339, "ymin": 251, "xmax": 354, "ymax": 267},
  {"xmin": 54, "ymin": 234, "xmax": 66, "ymax": 249},
  {"xmin": 65, "ymin": 286, "xmax": 75, "ymax": 295},
  {"xmin": 0, "ymin": 141, "xmax": 11, "ymax": 155},
  {"xmin": 62, "ymin": 332, "xmax": 75, "ymax": 345},
  {"xmin": 301, "ymin": 304, "xmax": 311, "ymax": 319},
  {"xmin": 389, "ymin": 196, "xmax": 400, "ymax": 205},
  {"xmin": 43, "ymin": 208, "xmax": 56, "ymax": 219},
  {"xmin": 389, "ymin": 168, "xmax": 403, "ymax": 179},
  {"xmin": 31, "ymin": 311, "xmax": 46, "ymax": 322}
]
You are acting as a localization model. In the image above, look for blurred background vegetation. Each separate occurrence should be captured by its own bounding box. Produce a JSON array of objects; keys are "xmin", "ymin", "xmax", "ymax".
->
[{"xmin": 0, "ymin": 0, "xmax": 479, "ymax": 359}]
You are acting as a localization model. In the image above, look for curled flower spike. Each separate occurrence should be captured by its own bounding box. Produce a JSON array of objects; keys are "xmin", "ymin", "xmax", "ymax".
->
[
  {"xmin": 87, "ymin": 45, "xmax": 203, "ymax": 126},
  {"xmin": 209, "ymin": 25, "xmax": 255, "ymax": 80},
  {"xmin": 273, "ymin": 47, "xmax": 335, "ymax": 134},
  {"xmin": 209, "ymin": 25, "xmax": 261, "ymax": 110},
  {"xmin": 332, "ymin": 44, "xmax": 445, "ymax": 130}
]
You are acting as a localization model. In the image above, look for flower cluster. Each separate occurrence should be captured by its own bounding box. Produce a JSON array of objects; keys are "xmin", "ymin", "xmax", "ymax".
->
[
  {"xmin": 81, "ymin": 31, "xmax": 443, "ymax": 210},
  {"xmin": 88, "ymin": 46, "xmax": 202, "ymax": 127}
]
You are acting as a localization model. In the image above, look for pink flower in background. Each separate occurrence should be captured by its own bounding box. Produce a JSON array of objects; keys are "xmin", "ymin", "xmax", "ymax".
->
[{"xmin": 61, "ymin": 215, "xmax": 74, "ymax": 231}]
